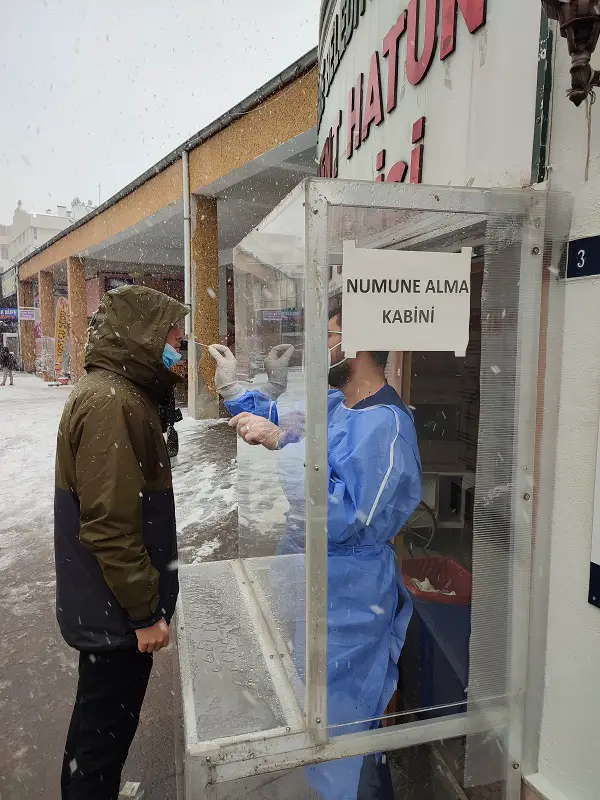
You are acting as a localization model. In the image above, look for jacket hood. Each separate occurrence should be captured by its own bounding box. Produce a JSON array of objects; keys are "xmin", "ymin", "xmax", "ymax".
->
[{"xmin": 85, "ymin": 285, "xmax": 189, "ymax": 403}]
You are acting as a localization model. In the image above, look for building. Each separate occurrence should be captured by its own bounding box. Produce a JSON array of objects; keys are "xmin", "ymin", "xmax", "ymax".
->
[
  {"xmin": 317, "ymin": 2, "xmax": 600, "ymax": 800},
  {"xmin": 0, "ymin": 203, "xmax": 97, "ymax": 355},
  {"xmin": 0, "ymin": 226, "xmax": 17, "ymax": 345},
  {"xmin": 5, "ymin": 200, "xmax": 95, "ymax": 267},
  {"xmin": 15, "ymin": 51, "xmax": 317, "ymax": 395},
  {"xmin": 0, "ymin": 224, "xmax": 9, "ymax": 271}
]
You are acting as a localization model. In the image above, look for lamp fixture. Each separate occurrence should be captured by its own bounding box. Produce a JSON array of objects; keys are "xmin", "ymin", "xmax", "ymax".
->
[{"xmin": 542, "ymin": 0, "xmax": 600, "ymax": 106}]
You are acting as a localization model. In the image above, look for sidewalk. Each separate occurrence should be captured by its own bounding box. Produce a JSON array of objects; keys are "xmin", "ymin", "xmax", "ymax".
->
[{"xmin": 0, "ymin": 374, "xmax": 237, "ymax": 799}]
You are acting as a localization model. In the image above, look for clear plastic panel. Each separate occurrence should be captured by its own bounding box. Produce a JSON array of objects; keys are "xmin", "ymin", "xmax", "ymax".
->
[
  {"xmin": 309, "ymin": 185, "xmax": 565, "ymax": 791},
  {"xmin": 181, "ymin": 180, "xmax": 570, "ymax": 789},
  {"xmin": 321, "ymin": 204, "xmax": 488, "ymax": 747},
  {"xmin": 233, "ymin": 185, "xmax": 308, "ymax": 712},
  {"xmin": 214, "ymin": 734, "xmax": 505, "ymax": 800}
]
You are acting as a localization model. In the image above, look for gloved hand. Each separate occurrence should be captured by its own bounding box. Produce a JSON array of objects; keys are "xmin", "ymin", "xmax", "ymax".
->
[
  {"xmin": 263, "ymin": 344, "xmax": 295, "ymax": 399},
  {"xmin": 207, "ymin": 344, "xmax": 244, "ymax": 401},
  {"xmin": 229, "ymin": 412, "xmax": 283, "ymax": 451}
]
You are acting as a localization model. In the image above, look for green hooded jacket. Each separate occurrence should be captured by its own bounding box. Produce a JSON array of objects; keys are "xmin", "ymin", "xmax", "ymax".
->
[{"xmin": 54, "ymin": 285, "xmax": 188, "ymax": 651}]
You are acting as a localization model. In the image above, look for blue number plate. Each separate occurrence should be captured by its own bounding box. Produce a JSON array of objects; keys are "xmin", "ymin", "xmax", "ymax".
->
[{"xmin": 567, "ymin": 237, "xmax": 600, "ymax": 279}]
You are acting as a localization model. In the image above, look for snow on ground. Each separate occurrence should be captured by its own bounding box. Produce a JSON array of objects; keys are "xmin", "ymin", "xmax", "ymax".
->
[
  {"xmin": 0, "ymin": 373, "xmax": 298, "ymax": 798},
  {"xmin": 0, "ymin": 375, "xmax": 240, "ymax": 573},
  {"xmin": 171, "ymin": 413, "xmax": 237, "ymax": 563},
  {"xmin": 0, "ymin": 373, "xmax": 239, "ymax": 799},
  {"xmin": 0, "ymin": 377, "xmax": 72, "ymax": 572},
  {"xmin": 0, "ymin": 376, "xmax": 80, "ymax": 797}
]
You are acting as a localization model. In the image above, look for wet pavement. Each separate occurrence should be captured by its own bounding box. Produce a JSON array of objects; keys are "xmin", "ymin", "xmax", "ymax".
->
[
  {"xmin": 0, "ymin": 374, "xmax": 237, "ymax": 800},
  {"xmin": 0, "ymin": 376, "xmax": 500, "ymax": 800}
]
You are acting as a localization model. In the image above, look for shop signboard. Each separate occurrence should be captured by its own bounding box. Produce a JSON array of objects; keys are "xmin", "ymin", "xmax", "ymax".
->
[
  {"xmin": 341, "ymin": 240, "xmax": 471, "ymax": 357},
  {"xmin": 317, "ymin": 0, "xmax": 541, "ymax": 188},
  {"xmin": 18, "ymin": 307, "xmax": 35, "ymax": 321},
  {"xmin": 0, "ymin": 308, "xmax": 18, "ymax": 321},
  {"xmin": 261, "ymin": 309, "xmax": 283, "ymax": 322},
  {"xmin": 260, "ymin": 309, "xmax": 303, "ymax": 323},
  {"xmin": 54, "ymin": 296, "xmax": 69, "ymax": 376}
]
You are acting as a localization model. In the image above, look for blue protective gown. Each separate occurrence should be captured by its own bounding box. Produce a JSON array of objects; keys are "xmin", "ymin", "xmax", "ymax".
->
[{"xmin": 227, "ymin": 384, "xmax": 422, "ymax": 800}]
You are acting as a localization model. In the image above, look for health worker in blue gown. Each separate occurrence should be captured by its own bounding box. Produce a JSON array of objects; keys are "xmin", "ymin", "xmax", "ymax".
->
[{"xmin": 209, "ymin": 306, "xmax": 422, "ymax": 800}]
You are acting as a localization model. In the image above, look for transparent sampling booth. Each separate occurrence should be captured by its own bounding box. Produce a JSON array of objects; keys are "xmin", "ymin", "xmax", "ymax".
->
[{"xmin": 176, "ymin": 179, "xmax": 570, "ymax": 800}]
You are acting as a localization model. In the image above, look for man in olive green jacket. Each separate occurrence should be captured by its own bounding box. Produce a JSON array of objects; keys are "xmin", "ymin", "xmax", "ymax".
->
[{"xmin": 54, "ymin": 285, "xmax": 188, "ymax": 800}]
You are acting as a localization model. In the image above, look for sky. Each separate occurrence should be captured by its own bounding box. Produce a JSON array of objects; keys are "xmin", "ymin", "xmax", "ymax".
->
[{"xmin": 0, "ymin": 0, "xmax": 320, "ymax": 223}]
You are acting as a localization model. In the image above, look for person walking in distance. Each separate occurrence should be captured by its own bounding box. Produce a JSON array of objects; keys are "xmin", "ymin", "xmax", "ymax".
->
[
  {"xmin": 0, "ymin": 345, "xmax": 15, "ymax": 385},
  {"xmin": 54, "ymin": 285, "xmax": 188, "ymax": 799}
]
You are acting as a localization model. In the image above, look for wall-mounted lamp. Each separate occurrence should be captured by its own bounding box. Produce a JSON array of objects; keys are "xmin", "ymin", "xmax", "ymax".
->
[{"xmin": 542, "ymin": 0, "xmax": 600, "ymax": 106}]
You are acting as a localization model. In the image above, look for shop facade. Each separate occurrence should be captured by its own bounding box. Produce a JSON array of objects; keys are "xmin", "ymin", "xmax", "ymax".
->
[
  {"xmin": 317, "ymin": 2, "xmax": 600, "ymax": 800},
  {"xmin": 16, "ymin": 52, "xmax": 318, "ymax": 399},
  {"xmin": 0, "ymin": 266, "xmax": 18, "ymax": 355}
]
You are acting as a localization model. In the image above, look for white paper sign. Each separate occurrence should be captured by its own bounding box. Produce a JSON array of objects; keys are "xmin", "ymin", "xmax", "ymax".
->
[{"xmin": 341, "ymin": 241, "xmax": 472, "ymax": 358}]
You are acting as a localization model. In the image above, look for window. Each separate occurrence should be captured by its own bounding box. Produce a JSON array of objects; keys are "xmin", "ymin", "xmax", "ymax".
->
[{"xmin": 0, "ymin": 246, "xmax": 7, "ymax": 260}]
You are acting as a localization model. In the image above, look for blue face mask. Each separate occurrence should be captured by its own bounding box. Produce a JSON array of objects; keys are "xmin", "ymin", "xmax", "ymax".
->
[{"xmin": 162, "ymin": 343, "xmax": 182, "ymax": 370}]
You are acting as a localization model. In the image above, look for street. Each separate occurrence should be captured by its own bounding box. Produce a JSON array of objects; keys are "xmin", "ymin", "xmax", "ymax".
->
[{"xmin": 0, "ymin": 374, "xmax": 237, "ymax": 799}]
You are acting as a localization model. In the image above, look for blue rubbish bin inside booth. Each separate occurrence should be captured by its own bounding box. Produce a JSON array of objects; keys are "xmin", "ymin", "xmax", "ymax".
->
[{"xmin": 401, "ymin": 557, "xmax": 472, "ymax": 716}]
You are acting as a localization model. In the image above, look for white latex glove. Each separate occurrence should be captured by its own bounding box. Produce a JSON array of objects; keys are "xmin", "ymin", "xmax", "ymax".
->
[
  {"xmin": 207, "ymin": 344, "xmax": 244, "ymax": 401},
  {"xmin": 229, "ymin": 412, "xmax": 283, "ymax": 451},
  {"xmin": 263, "ymin": 344, "xmax": 295, "ymax": 398}
]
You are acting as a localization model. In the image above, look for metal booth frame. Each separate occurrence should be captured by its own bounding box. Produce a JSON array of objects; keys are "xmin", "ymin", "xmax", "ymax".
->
[{"xmin": 176, "ymin": 178, "xmax": 571, "ymax": 800}]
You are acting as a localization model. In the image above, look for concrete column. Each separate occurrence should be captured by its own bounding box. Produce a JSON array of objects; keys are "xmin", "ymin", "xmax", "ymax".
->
[
  {"xmin": 189, "ymin": 196, "xmax": 220, "ymax": 419},
  {"xmin": 67, "ymin": 256, "xmax": 87, "ymax": 382},
  {"xmin": 38, "ymin": 270, "xmax": 55, "ymax": 380},
  {"xmin": 18, "ymin": 280, "xmax": 35, "ymax": 372}
]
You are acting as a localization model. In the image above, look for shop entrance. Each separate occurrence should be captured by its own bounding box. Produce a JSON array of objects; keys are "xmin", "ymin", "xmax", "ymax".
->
[{"xmin": 176, "ymin": 180, "xmax": 570, "ymax": 800}]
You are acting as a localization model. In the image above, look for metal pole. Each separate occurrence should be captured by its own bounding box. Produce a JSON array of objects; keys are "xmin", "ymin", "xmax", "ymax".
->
[
  {"xmin": 183, "ymin": 150, "xmax": 192, "ymax": 337},
  {"xmin": 502, "ymin": 192, "xmax": 546, "ymax": 800},
  {"xmin": 304, "ymin": 180, "xmax": 330, "ymax": 742}
]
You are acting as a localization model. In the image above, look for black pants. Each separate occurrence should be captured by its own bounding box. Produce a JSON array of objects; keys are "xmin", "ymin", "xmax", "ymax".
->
[
  {"xmin": 357, "ymin": 754, "xmax": 394, "ymax": 800},
  {"xmin": 61, "ymin": 648, "xmax": 153, "ymax": 800}
]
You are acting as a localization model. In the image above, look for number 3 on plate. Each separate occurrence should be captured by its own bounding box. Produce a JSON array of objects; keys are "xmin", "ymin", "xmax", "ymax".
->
[{"xmin": 578, "ymin": 249, "xmax": 586, "ymax": 269}]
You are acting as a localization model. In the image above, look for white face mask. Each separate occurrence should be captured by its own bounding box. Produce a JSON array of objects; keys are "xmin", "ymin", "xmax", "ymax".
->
[{"xmin": 328, "ymin": 340, "xmax": 349, "ymax": 371}]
